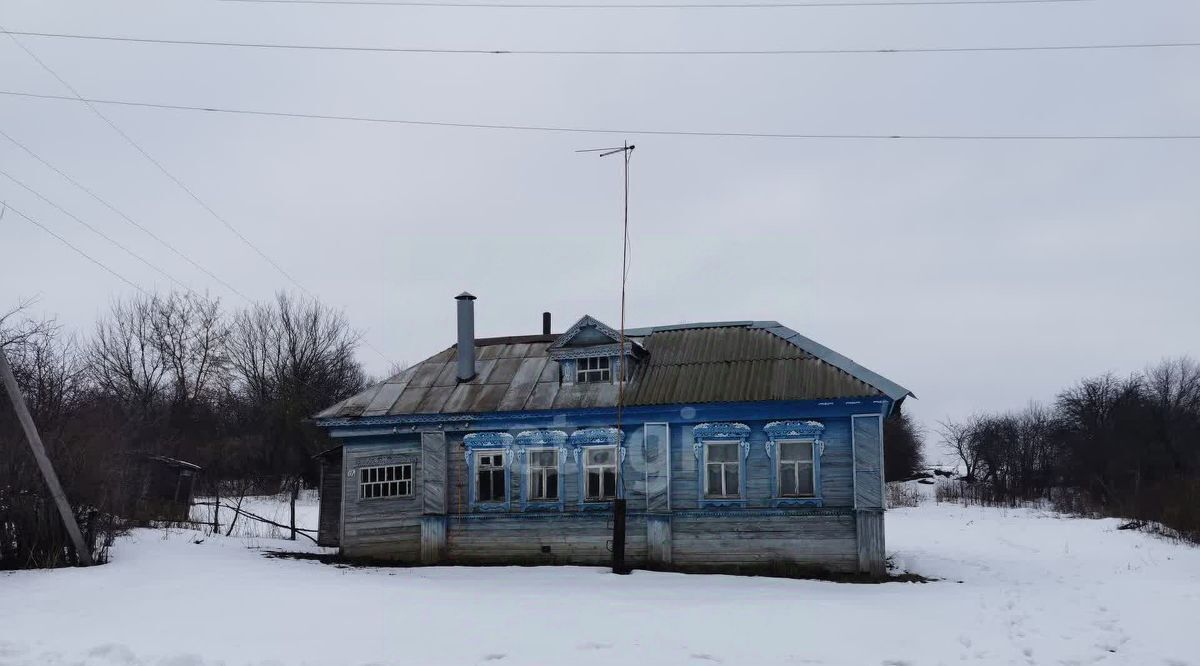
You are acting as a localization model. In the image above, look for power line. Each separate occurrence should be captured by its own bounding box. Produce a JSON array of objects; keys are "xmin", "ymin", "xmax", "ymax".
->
[
  {"xmin": 3, "ymin": 89, "xmax": 1198, "ymax": 141},
  {"xmin": 2, "ymin": 29, "xmax": 398, "ymax": 369},
  {"xmin": 3, "ymin": 202, "xmax": 150, "ymax": 296},
  {"xmin": 0, "ymin": 128, "xmax": 253, "ymax": 302},
  {"xmin": 1, "ymin": 130, "xmax": 399, "ymax": 370},
  {"xmin": 9, "ymin": 30, "xmax": 1197, "ymax": 56},
  {"xmin": 2, "ymin": 27, "xmax": 314, "ymax": 300},
  {"xmin": 0, "ymin": 166, "xmax": 195, "ymax": 294},
  {"xmin": 215, "ymin": 0, "xmax": 1093, "ymax": 9}
]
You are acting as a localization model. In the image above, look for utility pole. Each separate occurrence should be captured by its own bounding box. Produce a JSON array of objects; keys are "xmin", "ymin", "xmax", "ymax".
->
[
  {"xmin": 578, "ymin": 141, "xmax": 635, "ymax": 575},
  {"xmin": 0, "ymin": 347, "xmax": 93, "ymax": 565}
]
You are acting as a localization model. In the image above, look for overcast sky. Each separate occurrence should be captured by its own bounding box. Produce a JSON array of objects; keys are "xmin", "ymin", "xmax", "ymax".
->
[{"xmin": 2, "ymin": 0, "xmax": 1197, "ymax": 446}]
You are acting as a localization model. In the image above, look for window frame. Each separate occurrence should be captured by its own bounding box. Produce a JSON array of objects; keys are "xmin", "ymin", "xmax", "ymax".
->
[
  {"xmin": 776, "ymin": 439, "xmax": 817, "ymax": 498},
  {"xmin": 582, "ymin": 445, "xmax": 619, "ymax": 502},
  {"xmin": 475, "ymin": 450, "xmax": 507, "ymax": 504},
  {"xmin": 702, "ymin": 441, "xmax": 742, "ymax": 499},
  {"xmin": 463, "ymin": 431, "xmax": 514, "ymax": 512},
  {"xmin": 525, "ymin": 447, "xmax": 560, "ymax": 503},
  {"xmin": 691, "ymin": 422, "xmax": 750, "ymax": 508},
  {"xmin": 575, "ymin": 356, "xmax": 612, "ymax": 383},
  {"xmin": 358, "ymin": 463, "xmax": 414, "ymax": 501},
  {"xmin": 764, "ymin": 420, "xmax": 826, "ymax": 508}
]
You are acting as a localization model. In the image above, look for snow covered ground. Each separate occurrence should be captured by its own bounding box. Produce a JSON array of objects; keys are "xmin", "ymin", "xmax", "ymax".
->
[{"xmin": 2, "ymin": 499, "xmax": 1198, "ymax": 666}]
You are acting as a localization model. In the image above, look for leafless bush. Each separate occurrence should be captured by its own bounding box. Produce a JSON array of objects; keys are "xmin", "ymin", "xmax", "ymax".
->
[{"xmin": 886, "ymin": 482, "xmax": 923, "ymax": 508}]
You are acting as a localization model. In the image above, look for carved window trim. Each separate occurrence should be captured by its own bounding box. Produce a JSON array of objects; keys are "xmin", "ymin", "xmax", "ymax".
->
[
  {"xmin": 463, "ymin": 432, "xmax": 514, "ymax": 512},
  {"xmin": 764, "ymin": 421, "xmax": 826, "ymax": 508},
  {"xmin": 691, "ymin": 423, "xmax": 751, "ymax": 508},
  {"xmin": 568, "ymin": 427, "xmax": 625, "ymax": 509},
  {"xmin": 515, "ymin": 430, "xmax": 568, "ymax": 511}
]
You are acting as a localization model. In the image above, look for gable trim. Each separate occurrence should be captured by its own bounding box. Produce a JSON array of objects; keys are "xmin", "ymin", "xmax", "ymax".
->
[{"xmin": 548, "ymin": 315, "xmax": 623, "ymax": 350}]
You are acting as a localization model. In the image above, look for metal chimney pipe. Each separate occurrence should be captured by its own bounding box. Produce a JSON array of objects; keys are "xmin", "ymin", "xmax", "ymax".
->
[
  {"xmin": 455, "ymin": 292, "xmax": 477, "ymax": 382},
  {"xmin": 542, "ymin": 312, "xmax": 552, "ymax": 336}
]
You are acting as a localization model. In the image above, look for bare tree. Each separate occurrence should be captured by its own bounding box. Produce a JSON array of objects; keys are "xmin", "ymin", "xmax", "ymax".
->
[
  {"xmin": 938, "ymin": 416, "xmax": 981, "ymax": 482},
  {"xmin": 149, "ymin": 293, "xmax": 229, "ymax": 411},
  {"xmin": 87, "ymin": 297, "xmax": 167, "ymax": 412}
]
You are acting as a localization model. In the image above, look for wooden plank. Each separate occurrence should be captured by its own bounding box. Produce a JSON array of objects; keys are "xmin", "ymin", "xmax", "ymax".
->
[
  {"xmin": 853, "ymin": 415, "xmax": 884, "ymax": 509},
  {"xmin": 421, "ymin": 516, "xmax": 447, "ymax": 564},
  {"xmin": 421, "ymin": 432, "xmax": 447, "ymax": 515},
  {"xmin": 646, "ymin": 514, "xmax": 671, "ymax": 564},
  {"xmin": 856, "ymin": 509, "xmax": 886, "ymax": 577},
  {"xmin": 317, "ymin": 456, "xmax": 342, "ymax": 546}
]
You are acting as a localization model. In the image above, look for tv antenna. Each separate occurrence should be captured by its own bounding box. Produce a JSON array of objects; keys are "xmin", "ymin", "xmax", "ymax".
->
[{"xmin": 577, "ymin": 141, "xmax": 634, "ymax": 575}]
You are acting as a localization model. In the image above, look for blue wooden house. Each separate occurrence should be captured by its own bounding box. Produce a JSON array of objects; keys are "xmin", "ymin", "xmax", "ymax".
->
[{"xmin": 313, "ymin": 293, "xmax": 911, "ymax": 577}]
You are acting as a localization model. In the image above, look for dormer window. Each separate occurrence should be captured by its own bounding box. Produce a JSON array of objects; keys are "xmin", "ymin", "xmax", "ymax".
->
[
  {"xmin": 548, "ymin": 315, "xmax": 646, "ymax": 386},
  {"xmin": 576, "ymin": 356, "xmax": 611, "ymax": 383}
]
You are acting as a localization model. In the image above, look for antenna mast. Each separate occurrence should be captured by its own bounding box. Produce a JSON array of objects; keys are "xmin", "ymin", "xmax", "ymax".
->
[{"xmin": 577, "ymin": 141, "xmax": 635, "ymax": 575}]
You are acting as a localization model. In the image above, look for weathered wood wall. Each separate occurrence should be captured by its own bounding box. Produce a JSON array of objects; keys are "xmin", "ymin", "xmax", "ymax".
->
[
  {"xmin": 671, "ymin": 510, "xmax": 858, "ymax": 572},
  {"xmin": 334, "ymin": 414, "xmax": 881, "ymax": 573},
  {"xmin": 856, "ymin": 509, "xmax": 885, "ymax": 576},
  {"xmin": 446, "ymin": 514, "xmax": 647, "ymax": 565},
  {"xmin": 853, "ymin": 415, "xmax": 884, "ymax": 509},
  {"xmin": 317, "ymin": 454, "xmax": 342, "ymax": 547},
  {"xmin": 668, "ymin": 419, "xmax": 855, "ymax": 510},
  {"xmin": 340, "ymin": 436, "xmax": 423, "ymax": 560}
]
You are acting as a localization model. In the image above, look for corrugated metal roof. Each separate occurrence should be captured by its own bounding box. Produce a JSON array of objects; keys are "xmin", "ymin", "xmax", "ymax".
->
[{"xmin": 314, "ymin": 320, "xmax": 911, "ymax": 419}]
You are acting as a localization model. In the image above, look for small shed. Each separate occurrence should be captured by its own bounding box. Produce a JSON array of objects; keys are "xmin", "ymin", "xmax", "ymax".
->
[{"xmin": 122, "ymin": 454, "xmax": 201, "ymax": 522}]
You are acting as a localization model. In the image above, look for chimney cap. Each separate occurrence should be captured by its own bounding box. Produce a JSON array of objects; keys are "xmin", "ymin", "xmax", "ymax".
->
[{"xmin": 455, "ymin": 291, "xmax": 477, "ymax": 301}]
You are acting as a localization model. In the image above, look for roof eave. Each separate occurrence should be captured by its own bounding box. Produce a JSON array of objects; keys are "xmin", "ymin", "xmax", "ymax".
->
[{"xmin": 751, "ymin": 321, "xmax": 915, "ymax": 402}]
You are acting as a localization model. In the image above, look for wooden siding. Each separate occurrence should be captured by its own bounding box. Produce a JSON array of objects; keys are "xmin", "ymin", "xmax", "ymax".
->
[
  {"xmin": 340, "ymin": 437, "xmax": 424, "ymax": 560},
  {"xmin": 332, "ymin": 416, "xmax": 875, "ymax": 573},
  {"xmin": 670, "ymin": 419, "xmax": 854, "ymax": 510},
  {"xmin": 446, "ymin": 514, "xmax": 647, "ymax": 566},
  {"xmin": 421, "ymin": 431, "xmax": 447, "ymax": 515},
  {"xmin": 856, "ymin": 509, "xmax": 886, "ymax": 577},
  {"xmin": 853, "ymin": 415, "xmax": 884, "ymax": 509},
  {"xmin": 646, "ymin": 514, "xmax": 671, "ymax": 564},
  {"xmin": 317, "ymin": 455, "xmax": 342, "ymax": 547},
  {"xmin": 421, "ymin": 516, "xmax": 447, "ymax": 564},
  {"xmin": 671, "ymin": 510, "xmax": 858, "ymax": 573}
]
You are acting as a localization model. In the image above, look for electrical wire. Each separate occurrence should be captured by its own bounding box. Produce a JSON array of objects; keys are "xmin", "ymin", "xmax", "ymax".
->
[
  {"xmin": 3, "ymin": 89, "xmax": 1197, "ymax": 141},
  {"xmin": 215, "ymin": 0, "xmax": 1095, "ymax": 9},
  {"xmin": 0, "ymin": 129, "xmax": 253, "ymax": 302},
  {"xmin": 9, "ymin": 30, "xmax": 1196, "ymax": 56},
  {"xmin": 3, "ymin": 201, "xmax": 150, "ymax": 296},
  {"xmin": 0, "ymin": 166, "xmax": 195, "ymax": 294},
  {"xmin": 2, "ymin": 31, "xmax": 399, "ymax": 369},
  {"xmin": 2, "ymin": 26, "xmax": 313, "ymax": 301}
]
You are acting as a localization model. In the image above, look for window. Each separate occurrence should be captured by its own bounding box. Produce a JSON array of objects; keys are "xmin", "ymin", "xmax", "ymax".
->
[
  {"xmin": 359, "ymin": 464, "xmax": 412, "ymax": 499},
  {"xmin": 576, "ymin": 356, "xmax": 611, "ymax": 383},
  {"xmin": 704, "ymin": 442, "xmax": 740, "ymax": 499},
  {"xmin": 584, "ymin": 447, "xmax": 617, "ymax": 501},
  {"xmin": 476, "ymin": 451, "xmax": 506, "ymax": 503},
  {"xmin": 778, "ymin": 441, "xmax": 816, "ymax": 497},
  {"xmin": 528, "ymin": 449, "xmax": 559, "ymax": 501}
]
